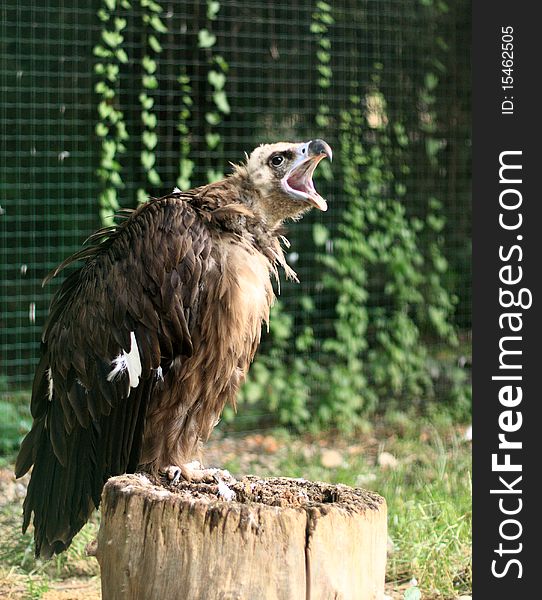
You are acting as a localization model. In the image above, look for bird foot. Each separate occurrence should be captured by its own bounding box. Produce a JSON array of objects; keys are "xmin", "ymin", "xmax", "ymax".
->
[{"xmin": 163, "ymin": 461, "xmax": 236, "ymax": 486}]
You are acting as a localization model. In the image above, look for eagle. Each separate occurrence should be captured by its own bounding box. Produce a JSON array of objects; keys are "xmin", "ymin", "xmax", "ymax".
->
[{"xmin": 15, "ymin": 139, "xmax": 332, "ymax": 558}]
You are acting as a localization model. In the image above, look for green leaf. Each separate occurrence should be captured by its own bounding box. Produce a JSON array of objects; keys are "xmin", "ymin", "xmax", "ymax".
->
[
  {"xmin": 141, "ymin": 150, "xmax": 156, "ymax": 170},
  {"xmin": 206, "ymin": 168, "xmax": 223, "ymax": 183},
  {"xmin": 319, "ymin": 38, "xmax": 331, "ymax": 49},
  {"xmin": 142, "ymin": 55, "xmax": 157, "ymax": 74},
  {"xmin": 116, "ymin": 121, "xmax": 128, "ymax": 141},
  {"xmin": 98, "ymin": 101, "xmax": 113, "ymax": 120},
  {"xmin": 149, "ymin": 15, "xmax": 168, "ymax": 34},
  {"xmin": 317, "ymin": 50, "xmax": 330, "ymax": 63},
  {"xmin": 213, "ymin": 91, "xmax": 230, "ymax": 114},
  {"xmin": 310, "ymin": 22, "xmax": 326, "ymax": 34},
  {"xmin": 425, "ymin": 72, "xmax": 439, "ymax": 91},
  {"xmin": 317, "ymin": 64, "xmax": 332, "ymax": 78},
  {"xmin": 205, "ymin": 112, "xmax": 221, "ymax": 125},
  {"xmin": 101, "ymin": 30, "xmax": 123, "ymax": 48},
  {"xmin": 315, "ymin": 114, "xmax": 329, "ymax": 128},
  {"xmin": 105, "ymin": 63, "xmax": 119, "ymax": 81},
  {"xmin": 141, "ymin": 111, "xmax": 157, "ymax": 128},
  {"xmin": 109, "ymin": 171, "xmax": 123, "ymax": 187},
  {"xmin": 148, "ymin": 35, "xmax": 162, "ymax": 53},
  {"xmin": 177, "ymin": 177, "xmax": 190, "ymax": 191},
  {"xmin": 198, "ymin": 29, "xmax": 217, "ymax": 49},
  {"xmin": 93, "ymin": 45, "xmax": 112, "ymax": 58},
  {"xmin": 137, "ymin": 188, "xmax": 148, "ymax": 204},
  {"xmin": 139, "ymin": 93, "xmax": 154, "ymax": 110},
  {"xmin": 116, "ymin": 48, "xmax": 129, "ymax": 63},
  {"xmin": 147, "ymin": 168, "xmax": 161, "ymax": 185},
  {"xmin": 316, "ymin": 1, "xmax": 331, "ymax": 10},
  {"xmin": 207, "ymin": 1, "xmax": 220, "ymax": 20},
  {"xmin": 179, "ymin": 158, "xmax": 194, "ymax": 180},
  {"xmin": 213, "ymin": 55, "xmax": 229, "ymax": 72},
  {"xmin": 142, "ymin": 75, "xmax": 158, "ymax": 89},
  {"xmin": 114, "ymin": 17, "xmax": 127, "ymax": 31},
  {"xmin": 208, "ymin": 70, "xmax": 226, "ymax": 90},
  {"xmin": 142, "ymin": 130, "xmax": 158, "ymax": 150},
  {"xmin": 94, "ymin": 81, "xmax": 107, "ymax": 94},
  {"xmin": 143, "ymin": 0, "xmax": 163, "ymax": 13},
  {"xmin": 95, "ymin": 122, "xmax": 109, "ymax": 137},
  {"xmin": 205, "ymin": 132, "xmax": 221, "ymax": 149},
  {"xmin": 104, "ymin": 0, "xmax": 116, "ymax": 10},
  {"xmin": 313, "ymin": 223, "xmax": 329, "ymax": 246}
]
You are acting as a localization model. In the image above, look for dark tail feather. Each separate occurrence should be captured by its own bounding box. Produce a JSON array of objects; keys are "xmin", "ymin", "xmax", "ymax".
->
[
  {"xmin": 18, "ymin": 378, "xmax": 153, "ymax": 559},
  {"xmin": 20, "ymin": 423, "xmax": 96, "ymax": 559}
]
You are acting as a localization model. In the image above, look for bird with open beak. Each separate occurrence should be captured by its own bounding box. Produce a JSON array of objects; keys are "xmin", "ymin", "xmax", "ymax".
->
[
  {"xmin": 16, "ymin": 139, "xmax": 332, "ymax": 558},
  {"xmin": 238, "ymin": 138, "xmax": 332, "ymax": 226}
]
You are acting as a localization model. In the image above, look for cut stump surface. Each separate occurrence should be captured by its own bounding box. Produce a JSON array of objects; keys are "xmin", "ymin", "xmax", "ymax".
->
[{"xmin": 96, "ymin": 474, "xmax": 387, "ymax": 600}]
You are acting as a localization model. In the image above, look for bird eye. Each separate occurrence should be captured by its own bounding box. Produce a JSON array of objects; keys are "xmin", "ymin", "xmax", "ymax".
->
[{"xmin": 270, "ymin": 154, "xmax": 284, "ymax": 167}]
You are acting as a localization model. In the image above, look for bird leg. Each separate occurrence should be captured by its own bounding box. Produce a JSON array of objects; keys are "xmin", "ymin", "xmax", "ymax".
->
[{"xmin": 164, "ymin": 461, "xmax": 236, "ymax": 486}]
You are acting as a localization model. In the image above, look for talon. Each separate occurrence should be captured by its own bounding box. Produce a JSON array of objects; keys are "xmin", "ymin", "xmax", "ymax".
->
[
  {"xmin": 162, "ymin": 463, "xmax": 236, "ymax": 485},
  {"xmin": 165, "ymin": 465, "xmax": 183, "ymax": 484}
]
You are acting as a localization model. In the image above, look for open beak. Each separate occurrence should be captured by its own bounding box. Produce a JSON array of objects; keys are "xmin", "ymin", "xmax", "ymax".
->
[{"xmin": 281, "ymin": 139, "xmax": 332, "ymax": 211}]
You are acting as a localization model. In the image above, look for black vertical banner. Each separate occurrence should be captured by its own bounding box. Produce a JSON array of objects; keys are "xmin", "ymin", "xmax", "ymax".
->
[{"xmin": 473, "ymin": 2, "xmax": 541, "ymax": 596}]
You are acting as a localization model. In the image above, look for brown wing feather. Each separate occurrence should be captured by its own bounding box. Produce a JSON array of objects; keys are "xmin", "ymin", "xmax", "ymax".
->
[{"xmin": 15, "ymin": 193, "xmax": 212, "ymax": 558}]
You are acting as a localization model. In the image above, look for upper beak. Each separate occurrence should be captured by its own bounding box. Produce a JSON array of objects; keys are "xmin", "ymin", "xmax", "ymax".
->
[
  {"xmin": 281, "ymin": 139, "xmax": 332, "ymax": 211},
  {"xmin": 307, "ymin": 139, "xmax": 333, "ymax": 162}
]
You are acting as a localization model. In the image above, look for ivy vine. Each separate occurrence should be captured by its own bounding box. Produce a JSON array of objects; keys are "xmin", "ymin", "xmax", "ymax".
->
[
  {"xmin": 94, "ymin": 0, "xmax": 131, "ymax": 225},
  {"xmin": 199, "ymin": 0, "xmax": 230, "ymax": 183},
  {"xmin": 310, "ymin": 0, "xmax": 334, "ymax": 183},
  {"xmin": 137, "ymin": 0, "xmax": 167, "ymax": 204},
  {"xmin": 176, "ymin": 68, "xmax": 194, "ymax": 190}
]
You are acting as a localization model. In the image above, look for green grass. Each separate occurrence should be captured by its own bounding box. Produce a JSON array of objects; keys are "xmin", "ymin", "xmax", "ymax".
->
[{"xmin": 0, "ymin": 496, "xmax": 100, "ymax": 596}]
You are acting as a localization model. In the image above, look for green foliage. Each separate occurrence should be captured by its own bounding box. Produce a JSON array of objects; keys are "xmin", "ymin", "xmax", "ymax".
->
[
  {"xmin": 177, "ymin": 71, "xmax": 194, "ymax": 190},
  {"xmin": 137, "ymin": 0, "xmax": 166, "ymax": 203},
  {"xmin": 199, "ymin": 1, "xmax": 229, "ymax": 182},
  {"xmin": 238, "ymin": 78, "xmax": 469, "ymax": 430},
  {"xmin": 237, "ymin": 300, "xmax": 313, "ymax": 428},
  {"xmin": 311, "ymin": 1, "xmax": 334, "ymax": 137},
  {"xmin": 0, "ymin": 392, "xmax": 31, "ymax": 455},
  {"xmin": 137, "ymin": 0, "xmax": 167, "ymax": 203},
  {"xmin": 94, "ymin": 0, "xmax": 131, "ymax": 224}
]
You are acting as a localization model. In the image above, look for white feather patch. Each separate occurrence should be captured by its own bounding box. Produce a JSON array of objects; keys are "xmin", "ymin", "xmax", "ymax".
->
[
  {"xmin": 46, "ymin": 368, "xmax": 53, "ymax": 401},
  {"xmin": 107, "ymin": 331, "xmax": 142, "ymax": 389}
]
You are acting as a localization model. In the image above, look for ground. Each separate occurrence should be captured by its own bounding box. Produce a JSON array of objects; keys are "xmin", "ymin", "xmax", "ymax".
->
[{"xmin": 0, "ymin": 415, "xmax": 471, "ymax": 599}]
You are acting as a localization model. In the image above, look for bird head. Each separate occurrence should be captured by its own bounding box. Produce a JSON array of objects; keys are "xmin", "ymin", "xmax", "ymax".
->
[{"xmin": 240, "ymin": 139, "xmax": 332, "ymax": 226}]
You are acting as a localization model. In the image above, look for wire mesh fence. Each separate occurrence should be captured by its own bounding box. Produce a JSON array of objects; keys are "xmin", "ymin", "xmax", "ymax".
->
[{"xmin": 1, "ymin": 1, "xmax": 470, "ymax": 420}]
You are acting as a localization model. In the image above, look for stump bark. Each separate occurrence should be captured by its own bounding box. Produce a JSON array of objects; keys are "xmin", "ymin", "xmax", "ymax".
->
[{"xmin": 96, "ymin": 474, "xmax": 387, "ymax": 600}]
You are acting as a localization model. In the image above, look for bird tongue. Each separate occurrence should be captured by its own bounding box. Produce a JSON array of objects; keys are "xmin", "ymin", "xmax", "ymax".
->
[{"xmin": 286, "ymin": 157, "xmax": 328, "ymax": 211}]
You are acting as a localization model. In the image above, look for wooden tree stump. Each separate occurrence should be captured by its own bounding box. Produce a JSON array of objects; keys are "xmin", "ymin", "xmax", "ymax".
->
[{"xmin": 96, "ymin": 473, "xmax": 387, "ymax": 600}]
